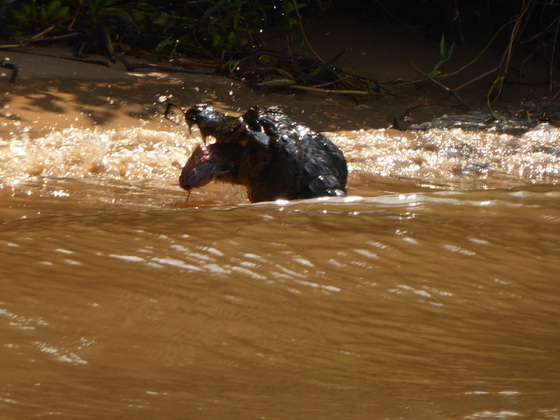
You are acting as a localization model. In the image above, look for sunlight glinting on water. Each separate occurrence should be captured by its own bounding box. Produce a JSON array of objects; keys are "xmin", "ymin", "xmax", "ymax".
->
[
  {"xmin": 1, "ymin": 127, "xmax": 194, "ymax": 186},
  {"xmin": 2, "ymin": 123, "xmax": 559, "ymax": 196},
  {"xmin": 330, "ymin": 125, "xmax": 560, "ymax": 187}
]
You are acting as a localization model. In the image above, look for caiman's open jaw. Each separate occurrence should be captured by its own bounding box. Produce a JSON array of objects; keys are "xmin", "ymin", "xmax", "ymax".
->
[{"xmin": 180, "ymin": 105, "xmax": 255, "ymax": 192}]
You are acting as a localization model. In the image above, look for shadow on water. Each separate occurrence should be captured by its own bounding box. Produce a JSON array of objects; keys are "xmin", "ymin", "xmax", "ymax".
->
[
  {"xmin": 0, "ymin": 60, "xmax": 488, "ymax": 133},
  {"xmin": 2, "ymin": 71, "xmax": 378, "ymax": 131},
  {"xmin": 5, "ymin": 74, "xmax": 560, "ymax": 139},
  {"xmin": 1, "ymin": 49, "xmax": 402, "ymax": 132}
]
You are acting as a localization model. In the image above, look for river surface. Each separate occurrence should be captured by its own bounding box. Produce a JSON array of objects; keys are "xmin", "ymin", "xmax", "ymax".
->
[{"xmin": 1, "ymin": 74, "xmax": 560, "ymax": 419}]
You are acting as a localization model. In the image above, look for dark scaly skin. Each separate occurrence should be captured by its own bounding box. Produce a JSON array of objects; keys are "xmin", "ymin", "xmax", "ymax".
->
[
  {"xmin": 184, "ymin": 105, "xmax": 249, "ymax": 144},
  {"xmin": 180, "ymin": 105, "xmax": 348, "ymax": 202}
]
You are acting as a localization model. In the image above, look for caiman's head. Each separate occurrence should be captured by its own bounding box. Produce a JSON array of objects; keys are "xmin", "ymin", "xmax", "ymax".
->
[{"xmin": 178, "ymin": 105, "xmax": 266, "ymax": 194}]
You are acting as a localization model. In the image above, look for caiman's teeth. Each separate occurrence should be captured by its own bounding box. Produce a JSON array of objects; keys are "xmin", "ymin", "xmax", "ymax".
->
[{"xmin": 199, "ymin": 128, "xmax": 216, "ymax": 145}]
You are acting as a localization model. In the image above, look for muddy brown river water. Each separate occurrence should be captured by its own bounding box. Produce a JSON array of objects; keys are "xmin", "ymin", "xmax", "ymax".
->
[{"xmin": 1, "ymin": 67, "xmax": 560, "ymax": 419}]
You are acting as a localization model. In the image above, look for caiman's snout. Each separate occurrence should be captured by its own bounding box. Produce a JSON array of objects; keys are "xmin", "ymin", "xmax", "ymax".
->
[
  {"xmin": 184, "ymin": 104, "xmax": 211, "ymax": 134},
  {"xmin": 184, "ymin": 104, "xmax": 209, "ymax": 126}
]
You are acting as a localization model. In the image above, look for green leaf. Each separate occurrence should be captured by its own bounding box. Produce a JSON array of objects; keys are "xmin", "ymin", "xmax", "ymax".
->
[
  {"xmin": 439, "ymin": 34, "xmax": 455, "ymax": 61},
  {"xmin": 20, "ymin": 3, "xmax": 32, "ymax": 16},
  {"xmin": 447, "ymin": 42, "xmax": 455, "ymax": 60},
  {"xmin": 212, "ymin": 33, "xmax": 223, "ymax": 48},
  {"xmin": 50, "ymin": 5, "xmax": 69, "ymax": 21},
  {"xmin": 89, "ymin": 0, "xmax": 109, "ymax": 19},
  {"xmin": 439, "ymin": 34, "xmax": 447, "ymax": 59},
  {"xmin": 426, "ymin": 69, "xmax": 441, "ymax": 79},
  {"xmin": 44, "ymin": 0, "xmax": 60, "ymax": 20},
  {"xmin": 155, "ymin": 37, "xmax": 176, "ymax": 52},
  {"xmin": 101, "ymin": 8, "xmax": 138, "ymax": 29},
  {"xmin": 258, "ymin": 55, "xmax": 272, "ymax": 65},
  {"xmin": 129, "ymin": 9, "xmax": 145, "ymax": 23},
  {"xmin": 152, "ymin": 11, "xmax": 168, "ymax": 26},
  {"xmin": 6, "ymin": 9, "xmax": 27, "ymax": 23},
  {"xmin": 39, "ymin": 5, "xmax": 48, "ymax": 21}
]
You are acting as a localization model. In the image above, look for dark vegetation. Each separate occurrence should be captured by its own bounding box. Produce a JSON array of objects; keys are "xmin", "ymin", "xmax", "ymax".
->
[{"xmin": 1, "ymin": 0, "xmax": 559, "ymax": 118}]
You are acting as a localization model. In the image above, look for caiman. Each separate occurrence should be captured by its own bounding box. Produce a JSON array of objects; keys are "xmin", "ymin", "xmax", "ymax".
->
[{"xmin": 174, "ymin": 104, "xmax": 348, "ymax": 202}]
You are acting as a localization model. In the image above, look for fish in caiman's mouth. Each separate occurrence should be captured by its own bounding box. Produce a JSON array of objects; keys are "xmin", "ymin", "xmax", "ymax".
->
[{"xmin": 178, "ymin": 141, "xmax": 243, "ymax": 190}]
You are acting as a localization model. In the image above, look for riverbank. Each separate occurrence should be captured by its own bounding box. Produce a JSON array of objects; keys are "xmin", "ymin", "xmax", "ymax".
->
[{"xmin": 2, "ymin": 18, "xmax": 559, "ymax": 138}]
